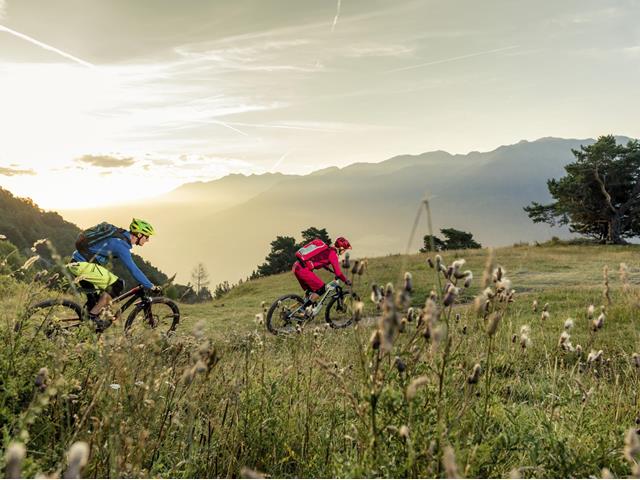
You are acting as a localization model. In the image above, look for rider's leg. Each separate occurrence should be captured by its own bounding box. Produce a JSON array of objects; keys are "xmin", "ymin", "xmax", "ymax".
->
[
  {"xmin": 294, "ymin": 265, "xmax": 325, "ymax": 304},
  {"xmin": 90, "ymin": 278, "xmax": 124, "ymax": 316}
]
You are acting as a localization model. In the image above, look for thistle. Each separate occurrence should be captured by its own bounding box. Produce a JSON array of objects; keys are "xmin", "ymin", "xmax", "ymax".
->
[
  {"xmin": 4, "ymin": 442, "xmax": 26, "ymax": 479},
  {"xmin": 486, "ymin": 311, "xmax": 501, "ymax": 336},
  {"xmin": 64, "ymin": 441, "xmax": 90, "ymax": 479},
  {"xmin": 592, "ymin": 312, "xmax": 605, "ymax": 331},
  {"xmin": 532, "ymin": 299, "xmax": 538, "ymax": 313},
  {"xmin": 403, "ymin": 272, "xmax": 413, "ymax": 293},
  {"xmin": 463, "ymin": 271, "xmax": 473, "ymax": 288},
  {"xmin": 442, "ymin": 445, "xmax": 460, "ymax": 478},
  {"xmin": 564, "ymin": 318, "xmax": 574, "ymax": 330},
  {"xmin": 587, "ymin": 304, "xmax": 595, "ymax": 319},
  {"xmin": 406, "ymin": 375, "xmax": 429, "ymax": 400}
]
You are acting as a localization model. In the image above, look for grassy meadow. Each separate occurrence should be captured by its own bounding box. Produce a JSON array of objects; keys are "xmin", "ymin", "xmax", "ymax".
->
[{"xmin": 3, "ymin": 243, "xmax": 640, "ymax": 478}]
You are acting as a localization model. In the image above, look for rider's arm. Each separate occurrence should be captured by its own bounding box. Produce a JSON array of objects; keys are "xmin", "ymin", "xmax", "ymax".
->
[
  {"xmin": 328, "ymin": 250, "xmax": 348, "ymax": 283},
  {"xmin": 111, "ymin": 240, "xmax": 154, "ymax": 289}
]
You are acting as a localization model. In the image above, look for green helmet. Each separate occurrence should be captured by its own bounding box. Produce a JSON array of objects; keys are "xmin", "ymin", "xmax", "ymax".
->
[{"xmin": 130, "ymin": 218, "xmax": 155, "ymax": 236}]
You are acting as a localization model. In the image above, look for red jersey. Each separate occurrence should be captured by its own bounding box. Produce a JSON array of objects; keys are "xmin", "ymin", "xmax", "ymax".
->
[{"xmin": 301, "ymin": 247, "xmax": 348, "ymax": 282}]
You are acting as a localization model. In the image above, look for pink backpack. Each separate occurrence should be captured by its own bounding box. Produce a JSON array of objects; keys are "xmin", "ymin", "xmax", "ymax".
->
[{"xmin": 296, "ymin": 239, "xmax": 329, "ymax": 268}]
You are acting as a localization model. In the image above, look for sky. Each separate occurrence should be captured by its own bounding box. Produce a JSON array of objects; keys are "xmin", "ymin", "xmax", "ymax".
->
[{"xmin": 1, "ymin": 0, "xmax": 639, "ymax": 209}]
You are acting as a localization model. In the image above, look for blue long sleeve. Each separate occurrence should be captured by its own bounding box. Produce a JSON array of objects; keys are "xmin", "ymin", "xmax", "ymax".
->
[{"xmin": 71, "ymin": 235, "xmax": 153, "ymax": 289}]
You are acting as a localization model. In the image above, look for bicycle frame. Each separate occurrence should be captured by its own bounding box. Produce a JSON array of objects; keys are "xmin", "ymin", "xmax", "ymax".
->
[
  {"xmin": 84, "ymin": 285, "xmax": 150, "ymax": 318},
  {"xmin": 288, "ymin": 284, "xmax": 345, "ymax": 321}
]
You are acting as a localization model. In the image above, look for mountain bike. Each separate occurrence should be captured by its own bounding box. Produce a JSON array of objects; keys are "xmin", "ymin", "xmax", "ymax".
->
[
  {"xmin": 16, "ymin": 285, "xmax": 180, "ymax": 339},
  {"xmin": 266, "ymin": 280, "xmax": 359, "ymax": 335}
]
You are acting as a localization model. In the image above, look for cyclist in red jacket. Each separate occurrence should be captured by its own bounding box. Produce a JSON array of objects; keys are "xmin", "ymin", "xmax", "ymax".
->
[{"xmin": 293, "ymin": 236, "xmax": 352, "ymax": 304}]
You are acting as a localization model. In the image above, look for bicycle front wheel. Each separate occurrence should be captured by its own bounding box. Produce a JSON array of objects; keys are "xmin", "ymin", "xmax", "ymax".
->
[
  {"xmin": 266, "ymin": 294, "xmax": 306, "ymax": 335},
  {"xmin": 325, "ymin": 291, "xmax": 360, "ymax": 329},
  {"xmin": 17, "ymin": 299, "xmax": 84, "ymax": 340},
  {"xmin": 124, "ymin": 297, "xmax": 180, "ymax": 336}
]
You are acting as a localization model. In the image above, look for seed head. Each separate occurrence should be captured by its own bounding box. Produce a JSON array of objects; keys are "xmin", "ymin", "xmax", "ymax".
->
[
  {"xmin": 443, "ymin": 286, "xmax": 459, "ymax": 307},
  {"xmin": 624, "ymin": 428, "xmax": 640, "ymax": 464},
  {"xmin": 399, "ymin": 425, "xmax": 410, "ymax": 441},
  {"xmin": 463, "ymin": 271, "xmax": 473, "ymax": 288},
  {"xmin": 64, "ymin": 441, "xmax": 90, "ymax": 479},
  {"xmin": 592, "ymin": 312, "xmax": 605, "ymax": 331},
  {"xmin": 452, "ymin": 259, "xmax": 466, "ymax": 279},
  {"xmin": 564, "ymin": 318, "xmax": 574, "ymax": 330},
  {"xmin": 353, "ymin": 301, "xmax": 364, "ymax": 323},
  {"xmin": 532, "ymin": 300, "xmax": 538, "ymax": 313},
  {"xmin": 587, "ymin": 349, "xmax": 603, "ymax": 363},
  {"xmin": 487, "ymin": 311, "xmax": 501, "ymax": 336},
  {"xmin": 369, "ymin": 330, "xmax": 381, "ymax": 350},
  {"xmin": 403, "ymin": 272, "xmax": 413, "ymax": 293},
  {"xmin": 394, "ymin": 356, "xmax": 406, "ymax": 373},
  {"xmin": 35, "ymin": 367, "xmax": 49, "ymax": 392},
  {"xmin": 427, "ymin": 257, "xmax": 435, "ymax": 269},
  {"xmin": 351, "ymin": 260, "xmax": 360, "ymax": 275},
  {"xmin": 435, "ymin": 255, "xmax": 443, "ymax": 270},
  {"xmin": 587, "ymin": 304, "xmax": 595, "ymax": 319},
  {"xmin": 541, "ymin": 311, "xmax": 550, "ymax": 321},
  {"xmin": 341, "ymin": 252, "xmax": 351, "ymax": 270},
  {"xmin": 632, "ymin": 353, "xmax": 640, "ymax": 369},
  {"xmin": 240, "ymin": 467, "xmax": 266, "ymax": 479},
  {"xmin": 442, "ymin": 445, "xmax": 460, "ymax": 478},
  {"xmin": 357, "ymin": 260, "xmax": 366, "ymax": 276},
  {"xmin": 406, "ymin": 376, "xmax": 429, "ymax": 400},
  {"xmin": 5, "ymin": 442, "xmax": 26, "ymax": 479}
]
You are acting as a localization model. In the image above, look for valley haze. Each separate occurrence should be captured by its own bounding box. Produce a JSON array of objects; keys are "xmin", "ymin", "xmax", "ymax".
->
[{"xmin": 59, "ymin": 136, "xmax": 619, "ymax": 285}]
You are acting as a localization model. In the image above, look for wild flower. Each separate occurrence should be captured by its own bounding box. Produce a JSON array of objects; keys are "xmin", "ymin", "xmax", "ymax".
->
[
  {"xmin": 587, "ymin": 350, "xmax": 603, "ymax": 363},
  {"xmin": 407, "ymin": 307, "xmax": 415, "ymax": 322},
  {"xmin": 109, "ymin": 383, "xmax": 121, "ymax": 390},
  {"xmin": 403, "ymin": 272, "xmax": 413, "ymax": 292},
  {"xmin": 427, "ymin": 257, "xmax": 435, "ymax": 269},
  {"xmin": 35, "ymin": 367, "xmax": 49, "ymax": 392},
  {"xmin": 452, "ymin": 259, "xmax": 466, "ymax": 279},
  {"xmin": 20, "ymin": 255, "xmax": 40, "ymax": 271},
  {"xmin": 357, "ymin": 260, "xmax": 366, "ymax": 276},
  {"xmin": 351, "ymin": 260, "xmax": 360, "ymax": 275},
  {"xmin": 4, "ymin": 442, "xmax": 26, "ymax": 479},
  {"xmin": 240, "ymin": 466, "xmax": 266, "ymax": 479},
  {"xmin": 467, "ymin": 364, "xmax": 482, "ymax": 384},
  {"xmin": 520, "ymin": 325, "xmax": 532, "ymax": 350},
  {"xmin": 0, "ymin": 234, "xmax": 6, "ymax": 240},
  {"xmin": 632, "ymin": 353, "xmax": 640, "ymax": 369},
  {"xmin": 435, "ymin": 254, "xmax": 443, "ymax": 271},
  {"xmin": 541, "ymin": 311, "xmax": 550, "ymax": 322},
  {"xmin": 564, "ymin": 318, "xmax": 574, "ymax": 330},
  {"xmin": 558, "ymin": 331, "xmax": 573, "ymax": 352},
  {"xmin": 442, "ymin": 445, "xmax": 460, "ymax": 478},
  {"xmin": 463, "ymin": 271, "xmax": 473, "ymax": 288},
  {"xmin": 493, "ymin": 266, "xmax": 503, "ymax": 282},
  {"xmin": 254, "ymin": 313, "xmax": 264, "ymax": 326},
  {"xmin": 532, "ymin": 299, "xmax": 538, "ymax": 312},
  {"xmin": 592, "ymin": 312, "xmax": 605, "ymax": 331},
  {"xmin": 575, "ymin": 344, "xmax": 583, "ymax": 355},
  {"xmin": 399, "ymin": 425, "xmax": 410, "ymax": 441},
  {"xmin": 443, "ymin": 285, "xmax": 459, "ymax": 307},
  {"xmin": 487, "ymin": 312, "xmax": 501, "ymax": 336},
  {"xmin": 624, "ymin": 428, "xmax": 640, "ymax": 465},
  {"xmin": 353, "ymin": 301, "xmax": 364, "ymax": 323},
  {"xmin": 341, "ymin": 252, "xmax": 350, "ymax": 269},
  {"xmin": 30, "ymin": 238, "xmax": 47, "ymax": 252},
  {"xmin": 394, "ymin": 356, "xmax": 406, "ymax": 373},
  {"xmin": 543, "ymin": 302, "xmax": 549, "ymax": 312},
  {"xmin": 64, "ymin": 441, "xmax": 90, "ymax": 479},
  {"xmin": 406, "ymin": 376, "xmax": 429, "ymax": 400},
  {"xmin": 587, "ymin": 304, "xmax": 595, "ymax": 319},
  {"xmin": 370, "ymin": 284, "xmax": 382, "ymax": 305}
]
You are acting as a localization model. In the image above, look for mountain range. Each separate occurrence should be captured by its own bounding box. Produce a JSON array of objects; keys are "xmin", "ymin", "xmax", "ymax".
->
[{"xmin": 59, "ymin": 136, "xmax": 630, "ymax": 285}]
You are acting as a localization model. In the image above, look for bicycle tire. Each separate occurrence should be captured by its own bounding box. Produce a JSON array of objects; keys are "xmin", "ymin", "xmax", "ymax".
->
[
  {"xmin": 17, "ymin": 299, "xmax": 84, "ymax": 339},
  {"xmin": 124, "ymin": 297, "xmax": 180, "ymax": 335},
  {"xmin": 325, "ymin": 291, "xmax": 359, "ymax": 329},
  {"xmin": 266, "ymin": 294, "xmax": 306, "ymax": 335}
]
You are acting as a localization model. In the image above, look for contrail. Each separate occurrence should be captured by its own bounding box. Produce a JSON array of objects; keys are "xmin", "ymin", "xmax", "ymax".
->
[
  {"xmin": 224, "ymin": 121, "xmax": 337, "ymax": 133},
  {"xmin": 331, "ymin": 0, "xmax": 342, "ymax": 33},
  {"xmin": 386, "ymin": 45, "xmax": 519, "ymax": 73},
  {"xmin": 210, "ymin": 119, "xmax": 250, "ymax": 136},
  {"xmin": 271, "ymin": 150, "xmax": 292, "ymax": 171},
  {"xmin": 0, "ymin": 24, "xmax": 95, "ymax": 68}
]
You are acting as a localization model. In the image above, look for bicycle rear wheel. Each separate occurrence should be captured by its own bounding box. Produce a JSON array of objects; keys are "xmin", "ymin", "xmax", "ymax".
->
[
  {"xmin": 124, "ymin": 297, "xmax": 180, "ymax": 336},
  {"xmin": 325, "ymin": 291, "xmax": 360, "ymax": 329},
  {"xmin": 266, "ymin": 294, "xmax": 306, "ymax": 335},
  {"xmin": 17, "ymin": 299, "xmax": 84, "ymax": 340}
]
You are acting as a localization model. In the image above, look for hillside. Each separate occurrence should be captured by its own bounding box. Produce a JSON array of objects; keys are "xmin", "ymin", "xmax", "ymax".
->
[
  {"xmin": 3, "ymin": 243, "xmax": 640, "ymax": 477},
  {"xmin": 60, "ymin": 136, "xmax": 632, "ymax": 285},
  {"xmin": 0, "ymin": 187, "xmax": 169, "ymax": 288}
]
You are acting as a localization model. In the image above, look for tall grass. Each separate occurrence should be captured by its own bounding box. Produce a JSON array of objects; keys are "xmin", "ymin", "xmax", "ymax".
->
[{"xmin": 1, "ymin": 245, "xmax": 640, "ymax": 477}]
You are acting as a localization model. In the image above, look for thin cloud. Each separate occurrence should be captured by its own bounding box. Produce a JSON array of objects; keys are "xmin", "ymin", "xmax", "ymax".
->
[
  {"xmin": 0, "ymin": 166, "xmax": 36, "ymax": 176},
  {"xmin": 0, "ymin": 24, "xmax": 95, "ymax": 68},
  {"xmin": 77, "ymin": 155, "xmax": 135, "ymax": 168},
  {"xmin": 0, "ymin": 0, "xmax": 6, "ymax": 21},
  {"xmin": 344, "ymin": 44, "xmax": 415, "ymax": 58},
  {"xmin": 386, "ymin": 45, "xmax": 520, "ymax": 73},
  {"xmin": 271, "ymin": 150, "xmax": 292, "ymax": 171}
]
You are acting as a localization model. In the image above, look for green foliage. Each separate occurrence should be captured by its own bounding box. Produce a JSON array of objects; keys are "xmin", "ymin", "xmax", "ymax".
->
[
  {"xmin": 525, "ymin": 135, "xmax": 640, "ymax": 244},
  {"xmin": 300, "ymin": 227, "xmax": 332, "ymax": 245},
  {"xmin": 419, "ymin": 228, "xmax": 481, "ymax": 252},
  {"xmin": 2, "ymin": 245, "xmax": 640, "ymax": 478}
]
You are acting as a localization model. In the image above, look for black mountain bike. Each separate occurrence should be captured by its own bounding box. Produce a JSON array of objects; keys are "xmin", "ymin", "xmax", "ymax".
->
[
  {"xmin": 266, "ymin": 280, "xmax": 359, "ymax": 335},
  {"xmin": 17, "ymin": 285, "xmax": 180, "ymax": 339}
]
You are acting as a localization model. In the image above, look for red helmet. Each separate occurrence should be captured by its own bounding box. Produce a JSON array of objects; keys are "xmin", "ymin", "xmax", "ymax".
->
[{"xmin": 335, "ymin": 237, "xmax": 351, "ymax": 250}]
